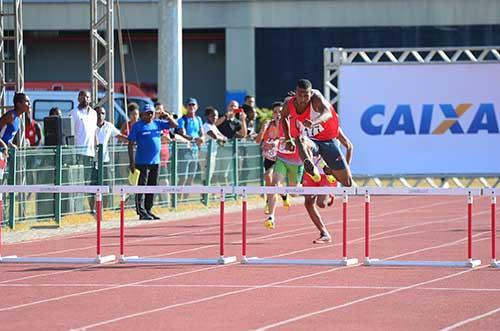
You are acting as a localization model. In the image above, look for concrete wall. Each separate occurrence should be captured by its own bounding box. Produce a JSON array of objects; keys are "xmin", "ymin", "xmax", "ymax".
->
[{"xmin": 22, "ymin": 0, "xmax": 500, "ymax": 30}]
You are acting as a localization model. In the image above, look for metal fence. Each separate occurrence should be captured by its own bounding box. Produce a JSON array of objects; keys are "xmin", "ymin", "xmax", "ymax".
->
[{"xmin": 0, "ymin": 139, "xmax": 264, "ymax": 228}]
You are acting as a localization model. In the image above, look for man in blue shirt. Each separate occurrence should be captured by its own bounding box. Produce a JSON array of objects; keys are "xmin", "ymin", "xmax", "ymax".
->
[
  {"xmin": 177, "ymin": 97, "xmax": 204, "ymax": 199},
  {"xmin": 128, "ymin": 104, "xmax": 178, "ymax": 220}
]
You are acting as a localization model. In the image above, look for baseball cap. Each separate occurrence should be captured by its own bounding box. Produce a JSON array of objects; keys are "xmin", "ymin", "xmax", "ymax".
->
[
  {"xmin": 185, "ymin": 97, "xmax": 198, "ymax": 106},
  {"xmin": 141, "ymin": 104, "xmax": 155, "ymax": 113}
]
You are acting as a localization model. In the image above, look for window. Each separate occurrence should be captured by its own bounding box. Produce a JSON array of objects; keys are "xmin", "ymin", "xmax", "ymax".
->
[{"xmin": 33, "ymin": 100, "xmax": 74, "ymax": 122}]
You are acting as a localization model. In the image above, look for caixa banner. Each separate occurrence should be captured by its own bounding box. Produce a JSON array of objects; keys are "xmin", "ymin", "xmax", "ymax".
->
[{"xmin": 338, "ymin": 63, "xmax": 500, "ymax": 175}]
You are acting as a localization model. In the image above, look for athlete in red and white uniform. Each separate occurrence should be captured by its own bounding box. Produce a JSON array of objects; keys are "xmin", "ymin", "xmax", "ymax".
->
[{"xmin": 281, "ymin": 79, "xmax": 353, "ymax": 187}]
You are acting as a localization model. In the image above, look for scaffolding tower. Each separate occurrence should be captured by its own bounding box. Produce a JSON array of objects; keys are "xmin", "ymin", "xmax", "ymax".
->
[
  {"xmin": 90, "ymin": 0, "xmax": 114, "ymax": 125},
  {"xmin": 0, "ymin": 0, "xmax": 24, "ymax": 114}
]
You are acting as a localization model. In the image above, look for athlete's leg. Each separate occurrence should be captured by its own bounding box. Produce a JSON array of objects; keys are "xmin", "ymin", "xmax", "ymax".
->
[
  {"xmin": 315, "ymin": 140, "xmax": 353, "ymax": 187},
  {"xmin": 296, "ymin": 136, "xmax": 320, "ymax": 182},
  {"xmin": 265, "ymin": 159, "xmax": 287, "ymax": 228},
  {"xmin": 304, "ymin": 194, "xmax": 331, "ymax": 242}
]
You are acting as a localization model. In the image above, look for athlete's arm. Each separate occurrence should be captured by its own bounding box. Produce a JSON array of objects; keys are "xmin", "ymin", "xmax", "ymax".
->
[
  {"xmin": 0, "ymin": 111, "xmax": 13, "ymax": 128},
  {"xmin": 255, "ymin": 120, "xmax": 270, "ymax": 144},
  {"xmin": 0, "ymin": 138, "xmax": 8, "ymax": 158},
  {"xmin": 280, "ymin": 100, "xmax": 295, "ymax": 151},
  {"xmin": 337, "ymin": 127, "xmax": 353, "ymax": 164},
  {"xmin": 308, "ymin": 90, "xmax": 333, "ymax": 127}
]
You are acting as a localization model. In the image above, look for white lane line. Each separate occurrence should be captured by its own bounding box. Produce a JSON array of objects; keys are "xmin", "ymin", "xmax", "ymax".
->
[
  {"xmin": 439, "ymin": 306, "xmax": 500, "ymax": 330},
  {"xmin": 69, "ymin": 266, "xmax": 354, "ymax": 331},
  {"xmin": 2, "ymin": 283, "xmax": 500, "ymax": 293},
  {"xmin": 68, "ymin": 233, "xmax": 491, "ymax": 330},
  {"xmin": 254, "ymin": 266, "xmax": 488, "ymax": 331}
]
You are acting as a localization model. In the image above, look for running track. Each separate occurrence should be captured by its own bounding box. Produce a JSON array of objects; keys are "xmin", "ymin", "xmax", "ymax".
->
[{"xmin": 0, "ymin": 195, "xmax": 499, "ymax": 330}]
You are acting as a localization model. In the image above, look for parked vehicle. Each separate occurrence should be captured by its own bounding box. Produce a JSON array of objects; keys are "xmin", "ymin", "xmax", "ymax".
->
[{"xmin": 4, "ymin": 90, "xmax": 154, "ymax": 130}]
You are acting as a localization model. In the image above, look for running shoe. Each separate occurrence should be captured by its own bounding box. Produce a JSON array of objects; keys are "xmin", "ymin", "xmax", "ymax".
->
[
  {"xmin": 304, "ymin": 159, "xmax": 321, "ymax": 183},
  {"xmin": 282, "ymin": 194, "xmax": 291, "ymax": 209},
  {"xmin": 313, "ymin": 233, "xmax": 332, "ymax": 244},
  {"xmin": 264, "ymin": 216, "xmax": 275, "ymax": 230},
  {"xmin": 319, "ymin": 159, "xmax": 337, "ymax": 184}
]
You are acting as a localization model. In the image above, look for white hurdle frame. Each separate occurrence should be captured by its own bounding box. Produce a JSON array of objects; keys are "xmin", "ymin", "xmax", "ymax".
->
[
  {"xmin": 360, "ymin": 187, "xmax": 482, "ymax": 268},
  {"xmin": 0, "ymin": 185, "xmax": 115, "ymax": 264},
  {"xmin": 234, "ymin": 186, "xmax": 358, "ymax": 266},
  {"xmin": 483, "ymin": 188, "xmax": 499, "ymax": 268},
  {"xmin": 113, "ymin": 185, "xmax": 237, "ymax": 265}
]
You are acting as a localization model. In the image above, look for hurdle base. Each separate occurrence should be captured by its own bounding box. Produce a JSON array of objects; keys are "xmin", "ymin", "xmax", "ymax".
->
[
  {"xmin": 120, "ymin": 255, "xmax": 237, "ymax": 265},
  {"xmin": 491, "ymin": 260, "xmax": 500, "ymax": 268},
  {"xmin": 241, "ymin": 256, "xmax": 358, "ymax": 266},
  {"xmin": 0, "ymin": 255, "xmax": 116, "ymax": 264},
  {"xmin": 364, "ymin": 258, "xmax": 481, "ymax": 268}
]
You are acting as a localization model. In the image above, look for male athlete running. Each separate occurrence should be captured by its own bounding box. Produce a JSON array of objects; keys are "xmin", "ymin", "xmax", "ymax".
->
[{"xmin": 281, "ymin": 79, "xmax": 352, "ymax": 187}]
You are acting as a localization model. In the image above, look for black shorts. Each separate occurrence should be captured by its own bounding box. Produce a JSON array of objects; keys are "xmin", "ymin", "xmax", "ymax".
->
[
  {"xmin": 263, "ymin": 158, "xmax": 276, "ymax": 171},
  {"xmin": 310, "ymin": 138, "xmax": 347, "ymax": 170}
]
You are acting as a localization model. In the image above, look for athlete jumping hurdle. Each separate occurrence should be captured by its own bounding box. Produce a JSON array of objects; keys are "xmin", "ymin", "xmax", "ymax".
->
[{"xmin": 281, "ymin": 79, "xmax": 353, "ymax": 187}]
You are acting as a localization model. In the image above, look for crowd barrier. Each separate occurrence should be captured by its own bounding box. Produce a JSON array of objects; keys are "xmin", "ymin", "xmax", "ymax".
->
[{"xmin": 0, "ymin": 185, "xmax": 115, "ymax": 264}]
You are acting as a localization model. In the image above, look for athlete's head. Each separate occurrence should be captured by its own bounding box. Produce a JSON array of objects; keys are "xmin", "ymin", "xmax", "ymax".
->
[
  {"xmin": 295, "ymin": 79, "xmax": 313, "ymax": 106},
  {"xmin": 271, "ymin": 101, "xmax": 282, "ymax": 121}
]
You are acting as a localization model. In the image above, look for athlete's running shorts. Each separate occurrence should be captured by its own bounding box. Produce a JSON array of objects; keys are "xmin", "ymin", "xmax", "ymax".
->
[
  {"xmin": 309, "ymin": 138, "xmax": 347, "ymax": 170},
  {"xmin": 274, "ymin": 158, "xmax": 304, "ymax": 185}
]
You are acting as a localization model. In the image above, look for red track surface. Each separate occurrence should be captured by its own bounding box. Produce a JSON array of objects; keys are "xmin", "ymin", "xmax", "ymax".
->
[{"xmin": 1, "ymin": 196, "xmax": 499, "ymax": 330}]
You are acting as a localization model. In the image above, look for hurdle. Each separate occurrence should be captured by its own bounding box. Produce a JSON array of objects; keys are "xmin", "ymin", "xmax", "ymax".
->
[
  {"xmin": 482, "ymin": 188, "xmax": 499, "ymax": 268},
  {"xmin": 235, "ymin": 186, "xmax": 358, "ymax": 266},
  {"xmin": 0, "ymin": 185, "xmax": 115, "ymax": 264},
  {"xmin": 113, "ymin": 185, "xmax": 237, "ymax": 265},
  {"xmin": 360, "ymin": 187, "xmax": 482, "ymax": 268}
]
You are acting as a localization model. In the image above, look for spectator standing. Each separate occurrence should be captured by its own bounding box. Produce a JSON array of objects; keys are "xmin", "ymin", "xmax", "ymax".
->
[
  {"xmin": 71, "ymin": 90, "xmax": 98, "ymax": 212},
  {"xmin": 120, "ymin": 102, "xmax": 140, "ymax": 135},
  {"xmin": 200, "ymin": 107, "xmax": 227, "ymax": 186},
  {"xmin": 25, "ymin": 108, "xmax": 42, "ymax": 147},
  {"xmin": 176, "ymin": 97, "xmax": 204, "ymax": 199},
  {"xmin": 95, "ymin": 106, "xmax": 127, "ymax": 207},
  {"xmin": 24, "ymin": 105, "xmax": 42, "ymax": 190},
  {"xmin": 128, "ymin": 104, "xmax": 177, "ymax": 220},
  {"xmin": 216, "ymin": 100, "xmax": 247, "ymax": 185},
  {"xmin": 49, "ymin": 107, "xmax": 62, "ymax": 117},
  {"xmin": 155, "ymin": 102, "xmax": 173, "ymax": 204},
  {"xmin": 241, "ymin": 95, "xmax": 257, "ymax": 139}
]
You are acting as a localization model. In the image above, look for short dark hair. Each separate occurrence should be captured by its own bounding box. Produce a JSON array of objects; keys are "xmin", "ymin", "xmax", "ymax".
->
[
  {"xmin": 13, "ymin": 92, "xmax": 27, "ymax": 106},
  {"xmin": 205, "ymin": 106, "xmax": 218, "ymax": 117},
  {"xmin": 296, "ymin": 79, "xmax": 312, "ymax": 90},
  {"xmin": 244, "ymin": 95, "xmax": 254, "ymax": 101},
  {"xmin": 127, "ymin": 102, "xmax": 140, "ymax": 114},
  {"xmin": 49, "ymin": 107, "xmax": 61, "ymax": 116},
  {"xmin": 154, "ymin": 101, "xmax": 163, "ymax": 108},
  {"xmin": 271, "ymin": 101, "xmax": 283, "ymax": 109}
]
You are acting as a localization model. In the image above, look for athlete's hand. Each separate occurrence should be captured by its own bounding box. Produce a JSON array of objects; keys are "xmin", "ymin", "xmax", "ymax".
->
[
  {"xmin": 285, "ymin": 139, "xmax": 295, "ymax": 152},
  {"xmin": 303, "ymin": 119, "xmax": 314, "ymax": 128}
]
